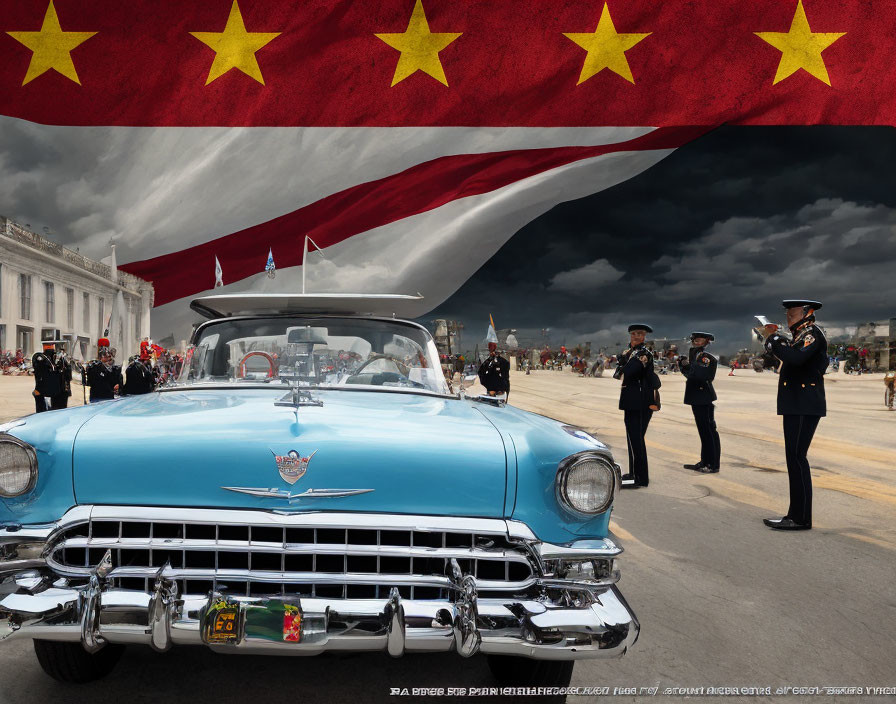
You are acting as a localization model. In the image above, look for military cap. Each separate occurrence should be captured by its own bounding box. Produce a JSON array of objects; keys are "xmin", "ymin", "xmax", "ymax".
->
[
  {"xmin": 627, "ymin": 323, "xmax": 653, "ymax": 333},
  {"xmin": 781, "ymin": 299, "xmax": 822, "ymax": 310},
  {"xmin": 690, "ymin": 332, "xmax": 715, "ymax": 341}
]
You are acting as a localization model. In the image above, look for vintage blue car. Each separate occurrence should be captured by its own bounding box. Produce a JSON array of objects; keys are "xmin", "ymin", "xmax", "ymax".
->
[{"xmin": 0, "ymin": 294, "xmax": 638, "ymax": 686}]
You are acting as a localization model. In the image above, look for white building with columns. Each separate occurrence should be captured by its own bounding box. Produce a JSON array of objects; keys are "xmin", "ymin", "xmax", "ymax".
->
[{"xmin": 0, "ymin": 217, "xmax": 153, "ymax": 362}]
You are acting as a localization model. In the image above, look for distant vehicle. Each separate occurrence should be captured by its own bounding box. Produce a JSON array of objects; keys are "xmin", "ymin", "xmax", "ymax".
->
[{"xmin": 1, "ymin": 293, "xmax": 637, "ymax": 687}]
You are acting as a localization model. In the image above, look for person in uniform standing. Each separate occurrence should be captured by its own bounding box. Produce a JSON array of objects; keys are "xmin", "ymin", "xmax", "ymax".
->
[
  {"xmin": 84, "ymin": 338, "xmax": 123, "ymax": 402},
  {"xmin": 123, "ymin": 349, "xmax": 156, "ymax": 395},
  {"xmin": 31, "ymin": 333, "xmax": 64, "ymax": 413},
  {"xmin": 679, "ymin": 332, "xmax": 721, "ymax": 473},
  {"xmin": 478, "ymin": 342, "xmax": 510, "ymax": 396},
  {"xmin": 615, "ymin": 324, "xmax": 660, "ymax": 488},
  {"xmin": 757, "ymin": 300, "xmax": 827, "ymax": 531}
]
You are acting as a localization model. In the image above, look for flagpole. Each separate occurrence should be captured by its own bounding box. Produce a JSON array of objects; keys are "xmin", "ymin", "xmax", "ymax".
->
[{"xmin": 302, "ymin": 236, "xmax": 308, "ymax": 294}]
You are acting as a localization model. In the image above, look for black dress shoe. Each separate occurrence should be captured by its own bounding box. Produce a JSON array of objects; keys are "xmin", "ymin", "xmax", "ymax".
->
[
  {"xmin": 683, "ymin": 461, "xmax": 705, "ymax": 470},
  {"xmin": 696, "ymin": 465, "xmax": 719, "ymax": 473},
  {"xmin": 764, "ymin": 517, "xmax": 811, "ymax": 530}
]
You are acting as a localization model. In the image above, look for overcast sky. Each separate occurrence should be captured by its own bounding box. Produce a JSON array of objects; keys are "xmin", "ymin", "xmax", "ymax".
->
[
  {"xmin": 2, "ymin": 124, "xmax": 894, "ymax": 354},
  {"xmin": 428, "ymin": 127, "xmax": 896, "ymax": 354}
]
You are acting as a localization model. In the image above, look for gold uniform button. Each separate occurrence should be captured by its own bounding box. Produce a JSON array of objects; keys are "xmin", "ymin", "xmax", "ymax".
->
[
  {"xmin": 801, "ymin": 383, "xmax": 806, "ymax": 388},
  {"xmin": 783, "ymin": 382, "xmax": 787, "ymax": 386}
]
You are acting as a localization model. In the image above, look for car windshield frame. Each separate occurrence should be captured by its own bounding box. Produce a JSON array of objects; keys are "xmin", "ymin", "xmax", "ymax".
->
[{"xmin": 173, "ymin": 314, "xmax": 451, "ymax": 397}]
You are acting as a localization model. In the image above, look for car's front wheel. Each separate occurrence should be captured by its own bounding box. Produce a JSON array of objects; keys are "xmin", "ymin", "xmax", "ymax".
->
[
  {"xmin": 33, "ymin": 640, "xmax": 125, "ymax": 683},
  {"xmin": 487, "ymin": 655, "xmax": 574, "ymax": 699}
]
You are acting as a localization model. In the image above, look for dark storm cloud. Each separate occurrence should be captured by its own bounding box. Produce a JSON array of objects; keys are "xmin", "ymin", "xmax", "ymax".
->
[{"xmin": 427, "ymin": 127, "xmax": 896, "ymax": 354}]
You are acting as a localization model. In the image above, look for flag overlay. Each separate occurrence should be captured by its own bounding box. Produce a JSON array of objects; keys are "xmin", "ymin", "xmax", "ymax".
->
[{"xmin": 2, "ymin": 0, "xmax": 894, "ymax": 339}]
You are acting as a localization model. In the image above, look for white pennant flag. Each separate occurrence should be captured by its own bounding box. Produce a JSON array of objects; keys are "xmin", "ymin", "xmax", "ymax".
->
[{"xmin": 214, "ymin": 256, "xmax": 223, "ymax": 288}]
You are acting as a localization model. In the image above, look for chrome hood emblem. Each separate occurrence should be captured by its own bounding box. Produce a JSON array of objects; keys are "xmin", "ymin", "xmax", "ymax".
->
[{"xmin": 273, "ymin": 449, "xmax": 317, "ymax": 485}]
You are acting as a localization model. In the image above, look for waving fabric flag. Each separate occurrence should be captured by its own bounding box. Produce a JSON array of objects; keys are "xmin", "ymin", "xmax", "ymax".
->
[
  {"xmin": 214, "ymin": 256, "xmax": 223, "ymax": 288},
  {"xmin": 1, "ymin": 0, "xmax": 893, "ymax": 339}
]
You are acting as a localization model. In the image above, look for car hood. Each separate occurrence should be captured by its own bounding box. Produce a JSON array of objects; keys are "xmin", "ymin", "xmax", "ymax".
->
[{"xmin": 72, "ymin": 389, "xmax": 508, "ymax": 517}]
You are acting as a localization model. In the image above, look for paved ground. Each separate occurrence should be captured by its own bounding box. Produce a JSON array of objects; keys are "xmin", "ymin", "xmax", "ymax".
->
[{"xmin": 0, "ymin": 370, "xmax": 894, "ymax": 703}]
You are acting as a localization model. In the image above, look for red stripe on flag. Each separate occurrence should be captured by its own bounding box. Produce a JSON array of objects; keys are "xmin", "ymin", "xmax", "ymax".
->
[{"xmin": 120, "ymin": 126, "xmax": 707, "ymax": 306}]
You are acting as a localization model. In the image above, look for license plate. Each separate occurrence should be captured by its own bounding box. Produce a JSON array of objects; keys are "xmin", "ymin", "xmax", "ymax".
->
[{"xmin": 205, "ymin": 599, "xmax": 241, "ymax": 644}]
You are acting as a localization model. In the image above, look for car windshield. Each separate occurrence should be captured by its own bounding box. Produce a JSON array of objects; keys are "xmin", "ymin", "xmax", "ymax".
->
[{"xmin": 176, "ymin": 316, "xmax": 449, "ymax": 396}]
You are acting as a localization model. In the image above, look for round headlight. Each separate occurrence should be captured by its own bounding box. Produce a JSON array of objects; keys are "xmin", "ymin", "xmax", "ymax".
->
[
  {"xmin": 556, "ymin": 453, "xmax": 618, "ymax": 516},
  {"xmin": 0, "ymin": 435, "xmax": 38, "ymax": 497}
]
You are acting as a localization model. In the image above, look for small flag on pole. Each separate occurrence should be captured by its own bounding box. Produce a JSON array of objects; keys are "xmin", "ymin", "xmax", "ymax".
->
[
  {"xmin": 485, "ymin": 314, "xmax": 498, "ymax": 345},
  {"xmin": 214, "ymin": 256, "xmax": 223, "ymax": 288},
  {"xmin": 265, "ymin": 248, "xmax": 276, "ymax": 279}
]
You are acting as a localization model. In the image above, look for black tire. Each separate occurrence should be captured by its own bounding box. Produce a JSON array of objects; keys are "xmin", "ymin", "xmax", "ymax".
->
[
  {"xmin": 33, "ymin": 640, "xmax": 125, "ymax": 683},
  {"xmin": 487, "ymin": 655, "xmax": 574, "ymax": 702}
]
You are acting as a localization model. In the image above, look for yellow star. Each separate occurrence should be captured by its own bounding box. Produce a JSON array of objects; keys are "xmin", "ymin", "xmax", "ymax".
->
[
  {"xmin": 6, "ymin": 1, "xmax": 96, "ymax": 86},
  {"xmin": 375, "ymin": 0, "xmax": 462, "ymax": 87},
  {"xmin": 755, "ymin": 0, "xmax": 845, "ymax": 85},
  {"xmin": 190, "ymin": 0, "xmax": 280, "ymax": 85},
  {"xmin": 563, "ymin": 3, "xmax": 650, "ymax": 85}
]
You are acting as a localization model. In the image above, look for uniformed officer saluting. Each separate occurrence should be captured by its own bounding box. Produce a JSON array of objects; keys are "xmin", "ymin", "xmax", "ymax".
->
[
  {"xmin": 84, "ymin": 338, "xmax": 123, "ymax": 402},
  {"xmin": 478, "ymin": 342, "xmax": 510, "ymax": 396},
  {"xmin": 758, "ymin": 300, "xmax": 827, "ymax": 531},
  {"xmin": 123, "ymin": 349, "xmax": 156, "ymax": 395},
  {"xmin": 679, "ymin": 332, "xmax": 721, "ymax": 474},
  {"xmin": 31, "ymin": 332, "xmax": 65, "ymax": 413},
  {"xmin": 615, "ymin": 324, "xmax": 660, "ymax": 488}
]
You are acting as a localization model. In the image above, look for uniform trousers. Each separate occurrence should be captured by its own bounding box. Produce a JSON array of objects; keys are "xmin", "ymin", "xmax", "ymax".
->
[
  {"xmin": 624, "ymin": 409, "xmax": 653, "ymax": 486},
  {"xmin": 782, "ymin": 414, "xmax": 820, "ymax": 526},
  {"xmin": 51, "ymin": 395, "xmax": 69, "ymax": 409},
  {"xmin": 34, "ymin": 395, "xmax": 49, "ymax": 413},
  {"xmin": 691, "ymin": 404, "xmax": 721, "ymax": 468}
]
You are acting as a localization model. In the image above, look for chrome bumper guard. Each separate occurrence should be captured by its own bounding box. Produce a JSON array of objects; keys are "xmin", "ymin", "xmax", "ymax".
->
[{"xmin": 1, "ymin": 515, "xmax": 639, "ymax": 661}]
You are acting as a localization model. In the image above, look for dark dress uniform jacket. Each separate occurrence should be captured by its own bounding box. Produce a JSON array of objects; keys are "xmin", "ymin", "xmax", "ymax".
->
[
  {"xmin": 682, "ymin": 348, "xmax": 718, "ymax": 405},
  {"xmin": 86, "ymin": 361, "xmax": 123, "ymax": 401},
  {"xmin": 478, "ymin": 354, "xmax": 510, "ymax": 393},
  {"xmin": 123, "ymin": 361, "xmax": 155, "ymax": 395},
  {"xmin": 618, "ymin": 346, "xmax": 656, "ymax": 410},
  {"xmin": 766, "ymin": 323, "xmax": 827, "ymax": 416},
  {"xmin": 32, "ymin": 353, "xmax": 63, "ymax": 398}
]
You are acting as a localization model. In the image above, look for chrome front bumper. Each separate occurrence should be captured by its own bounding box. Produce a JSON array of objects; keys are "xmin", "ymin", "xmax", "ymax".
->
[
  {"xmin": 0, "ymin": 583, "xmax": 638, "ymax": 660},
  {"xmin": 1, "ymin": 509, "xmax": 639, "ymax": 660}
]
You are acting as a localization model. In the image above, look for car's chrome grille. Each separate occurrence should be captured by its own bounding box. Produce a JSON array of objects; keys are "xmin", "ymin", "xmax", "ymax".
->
[{"xmin": 48, "ymin": 518, "xmax": 537, "ymax": 600}]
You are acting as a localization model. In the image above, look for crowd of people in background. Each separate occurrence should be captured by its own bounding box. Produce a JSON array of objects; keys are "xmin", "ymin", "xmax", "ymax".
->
[{"xmin": 24, "ymin": 334, "xmax": 186, "ymax": 411}]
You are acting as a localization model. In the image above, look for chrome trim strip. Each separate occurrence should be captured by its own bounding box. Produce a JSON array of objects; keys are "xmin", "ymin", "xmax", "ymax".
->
[
  {"xmin": 51, "ymin": 537, "xmax": 533, "ymax": 562},
  {"xmin": 536, "ymin": 537, "xmax": 623, "ymax": 560},
  {"xmin": 45, "ymin": 564, "xmax": 539, "ymax": 592},
  {"xmin": 82, "ymin": 507, "xmax": 517, "ymax": 534},
  {"xmin": 221, "ymin": 487, "xmax": 375, "ymax": 501}
]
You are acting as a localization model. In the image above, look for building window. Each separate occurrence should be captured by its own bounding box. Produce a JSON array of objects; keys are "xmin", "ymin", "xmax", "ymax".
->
[
  {"xmin": 44, "ymin": 281, "xmax": 55, "ymax": 323},
  {"xmin": 98, "ymin": 298, "xmax": 105, "ymax": 337},
  {"xmin": 66, "ymin": 288, "xmax": 74, "ymax": 329},
  {"xmin": 83, "ymin": 293, "xmax": 90, "ymax": 330},
  {"xmin": 19, "ymin": 274, "xmax": 31, "ymax": 320},
  {"xmin": 135, "ymin": 307, "xmax": 142, "ymax": 341}
]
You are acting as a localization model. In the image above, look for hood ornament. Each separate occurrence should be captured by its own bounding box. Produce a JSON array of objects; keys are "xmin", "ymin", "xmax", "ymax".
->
[
  {"xmin": 275, "ymin": 385, "xmax": 323, "ymax": 421},
  {"xmin": 272, "ymin": 449, "xmax": 316, "ymax": 485}
]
